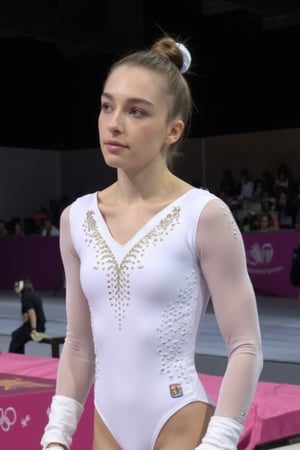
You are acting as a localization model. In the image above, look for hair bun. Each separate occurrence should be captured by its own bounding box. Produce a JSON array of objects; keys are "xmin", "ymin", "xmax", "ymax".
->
[{"xmin": 176, "ymin": 43, "xmax": 192, "ymax": 73}]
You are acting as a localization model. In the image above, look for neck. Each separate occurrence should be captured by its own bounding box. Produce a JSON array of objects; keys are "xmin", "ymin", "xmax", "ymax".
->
[{"xmin": 113, "ymin": 158, "xmax": 179, "ymax": 205}]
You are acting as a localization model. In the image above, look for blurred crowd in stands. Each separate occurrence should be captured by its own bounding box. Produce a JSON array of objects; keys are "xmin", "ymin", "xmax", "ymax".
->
[
  {"xmin": 217, "ymin": 164, "xmax": 300, "ymax": 232},
  {"xmin": 1, "ymin": 163, "xmax": 300, "ymax": 238},
  {"xmin": 0, "ymin": 193, "xmax": 78, "ymax": 237}
]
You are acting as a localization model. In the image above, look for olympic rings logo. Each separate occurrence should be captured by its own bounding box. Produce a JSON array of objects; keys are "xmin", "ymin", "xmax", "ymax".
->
[{"xmin": 0, "ymin": 407, "xmax": 17, "ymax": 432}]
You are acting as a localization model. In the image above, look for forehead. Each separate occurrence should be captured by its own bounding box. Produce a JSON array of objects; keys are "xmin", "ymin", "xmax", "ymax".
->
[{"xmin": 104, "ymin": 65, "xmax": 168, "ymax": 102}]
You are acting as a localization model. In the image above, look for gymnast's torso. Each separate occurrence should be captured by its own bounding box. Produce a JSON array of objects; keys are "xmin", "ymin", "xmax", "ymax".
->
[{"xmin": 69, "ymin": 187, "xmax": 216, "ymax": 450}]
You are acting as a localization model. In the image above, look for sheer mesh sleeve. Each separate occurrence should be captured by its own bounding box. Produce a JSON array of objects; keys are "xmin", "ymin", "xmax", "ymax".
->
[
  {"xmin": 55, "ymin": 205, "xmax": 95, "ymax": 404},
  {"xmin": 197, "ymin": 198, "xmax": 263, "ymax": 423}
]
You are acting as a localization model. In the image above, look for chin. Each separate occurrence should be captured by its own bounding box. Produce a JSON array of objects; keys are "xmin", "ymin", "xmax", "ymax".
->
[
  {"xmin": 102, "ymin": 153, "xmax": 130, "ymax": 170},
  {"xmin": 103, "ymin": 155, "xmax": 120, "ymax": 167}
]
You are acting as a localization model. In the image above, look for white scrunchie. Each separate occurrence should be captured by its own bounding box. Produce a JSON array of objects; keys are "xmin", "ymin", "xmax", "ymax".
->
[{"xmin": 176, "ymin": 42, "xmax": 192, "ymax": 73}]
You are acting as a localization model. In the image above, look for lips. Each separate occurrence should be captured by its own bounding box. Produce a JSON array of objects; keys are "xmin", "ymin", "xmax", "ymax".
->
[{"xmin": 104, "ymin": 140, "xmax": 127, "ymax": 152}]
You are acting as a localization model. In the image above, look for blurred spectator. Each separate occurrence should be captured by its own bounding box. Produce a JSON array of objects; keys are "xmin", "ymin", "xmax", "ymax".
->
[
  {"xmin": 294, "ymin": 211, "xmax": 300, "ymax": 232},
  {"xmin": 275, "ymin": 191, "xmax": 295, "ymax": 229},
  {"xmin": 241, "ymin": 214, "xmax": 252, "ymax": 232},
  {"xmin": 218, "ymin": 168, "xmax": 236, "ymax": 197},
  {"xmin": 32, "ymin": 207, "xmax": 48, "ymax": 234},
  {"xmin": 291, "ymin": 182, "xmax": 300, "ymax": 222},
  {"xmin": 261, "ymin": 170, "xmax": 275, "ymax": 198},
  {"xmin": 41, "ymin": 217, "xmax": 59, "ymax": 236},
  {"xmin": 257, "ymin": 212, "xmax": 278, "ymax": 232},
  {"xmin": 241, "ymin": 212, "xmax": 259, "ymax": 232},
  {"xmin": 251, "ymin": 178, "xmax": 270, "ymax": 202},
  {"xmin": 238, "ymin": 168, "xmax": 254, "ymax": 201},
  {"xmin": 12, "ymin": 221, "xmax": 25, "ymax": 237},
  {"xmin": 0, "ymin": 219, "xmax": 8, "ymax": 237},
  {"xmin": 274, "ymin": 164, "xmax": 291, "ymax": 196},
  {"xmin": 261, "ymin": 200, "xmax": 279, "ymax": 229}
]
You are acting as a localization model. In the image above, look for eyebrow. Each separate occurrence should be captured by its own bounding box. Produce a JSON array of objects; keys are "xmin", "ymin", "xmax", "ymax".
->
[{"xmin": 101, "ymin": 92, "xmax": 154, "ymax": 108}]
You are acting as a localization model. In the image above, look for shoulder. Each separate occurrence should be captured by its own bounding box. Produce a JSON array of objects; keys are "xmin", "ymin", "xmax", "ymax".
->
[
  {"xmin": 72, "ymin": 192, "xmax": 96, "ymax": 208},
  {"xmin": 182, "ymin": 188, "xmax": 221, "ymax": 223},
  {"xmin": 199, "ymin": 196, "xmax": 232, "ymax": 224},
  {"xmin": 60, "ymin": 193, "xmax": 96, "ymax": 224},
  {"xmin": 183, "ymin": 187, "xmax": 218, "ymax": 210},
  {"xmin": 197, "ymin": 196, "xmax": 241, "ymax": 242}
]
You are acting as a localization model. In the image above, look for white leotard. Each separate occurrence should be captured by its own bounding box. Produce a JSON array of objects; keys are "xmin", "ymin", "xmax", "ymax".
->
[
  {"xmin": 55, "ymin": 187, "xmax": 263, "ymax": 450},
  {"xmin": 71, "ymin": 188, "xmax": 214, "ymax": 448}
]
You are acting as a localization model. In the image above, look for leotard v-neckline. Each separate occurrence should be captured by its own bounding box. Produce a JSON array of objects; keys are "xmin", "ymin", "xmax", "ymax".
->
[{"xmin": 93, "ymin": 188, "xmax": 198, "ymax": 247}]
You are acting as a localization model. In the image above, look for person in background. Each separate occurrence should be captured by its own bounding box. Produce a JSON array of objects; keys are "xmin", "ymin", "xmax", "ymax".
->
[
  {"xmin": 251, "ymin": 178, "xmax": 269, "ymax": 202},
  {"xmin": 12, "ymin": 221, "xmax": 25, "ymax": 236},
  {"xmin": 0, "ymin": 219, "xmax": 8, "ymax": 236},
  {"xmin": 42, "ymin": 217, "xmax": 60, "ymax": 236},
  {"xmin": 41, "ymin": 35, "xmax": 263, "ymax": 450},
  {"xmin": 294, "ymin": 211, "xmax": 300, "ymax": 231},
  {"xmin": 237, "ymin": 168, "xmax": 254, "ymax": 201},
  {"xmin": 32, "ymin": 207, "xmax": 49, "ymax": 234},
  {"xmin": 257, "ymin": 212, "xmax": 278, "ymax": 232},
  {"xmin": 291, "ymin": 182, "xmax": 300, "ymax": 227},
  {"xmin": 8, "ymin": 278, "xmax": 46, "ymax": 354},
  {"xmin": 273, "ymin": 164, "xmax": 291, "ymax": 196},
  {"xmin": 275, "ymin": 190, "xmax": 295, "ymax": 230},
  {"xmin": 218, "ymin": 168, "xmax": 236, "ymax": 198}
]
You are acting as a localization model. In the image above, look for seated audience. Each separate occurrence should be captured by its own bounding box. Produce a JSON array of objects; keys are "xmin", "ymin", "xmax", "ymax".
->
[
  {"xmin": 218, "ymin": 168, "xmax": 236, "ymax": 197},
  {"xmin": 294, "ymin": 211, "xmax": 300, "ymax": 232},
  {"xmin": 32, "ymin": 207, "xmax": 49, "ymax": 234},
  {"xmin": 241, "ymin": 212, "xmax": 259, "ymax": 231},
  {"xmin": 261, "ymin": 170, "xmax": 275, "ymax": 199},
  {"xmin": 41, "ymin": 217, "xmax": 59, "ymax": 236},
  {"xmin": 12, "ymin": 221, "xmax": 25, "ymax": 236},
  {"xmin": 274, "ymin": 164, "xmax": 291, "ymax": 196},
  {"xmin": 0, "ymin": 219, "xmax": 8, "ymax": 237},
  {"xmin": 257, "ymin": 212, "xmax": 278, "ymax": 232},
  {"xmin": 251, "ymin": 178, "xmax": 270, "ymax": 202},
  {"xmin": 238, "ymin": 168, "xmax": 254, "ymax": 201},
  {"xmin": 275, "ymin": 190, "xmax": 295, "ymax": 230}
]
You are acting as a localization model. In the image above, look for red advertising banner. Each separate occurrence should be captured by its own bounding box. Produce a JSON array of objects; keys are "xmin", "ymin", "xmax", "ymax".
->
[{"xmin": 242, "ymin": 231, "xmax": 300, "ymax": 298}]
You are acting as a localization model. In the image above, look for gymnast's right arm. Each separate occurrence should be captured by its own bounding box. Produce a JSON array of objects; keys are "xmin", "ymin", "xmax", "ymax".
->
[{"xmin": 40, "ymin": 206, "xmax": 95, "ymax": 450}]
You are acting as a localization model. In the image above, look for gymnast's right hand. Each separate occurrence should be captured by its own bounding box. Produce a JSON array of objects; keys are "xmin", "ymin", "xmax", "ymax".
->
[{"xmin": 40, "ymin": 395, "xmax": 84, "ymax": 450}]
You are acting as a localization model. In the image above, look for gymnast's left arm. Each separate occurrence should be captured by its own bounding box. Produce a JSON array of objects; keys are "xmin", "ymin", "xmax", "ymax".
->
[{"xmin": 195, "ymin": 198, "xmax": 263, "ymax": 449}]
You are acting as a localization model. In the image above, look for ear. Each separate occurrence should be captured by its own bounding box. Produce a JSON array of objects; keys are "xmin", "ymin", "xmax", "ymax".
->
[{"xmin": 165, "ymin": 119, "xmax": 185, "ymax": 145}]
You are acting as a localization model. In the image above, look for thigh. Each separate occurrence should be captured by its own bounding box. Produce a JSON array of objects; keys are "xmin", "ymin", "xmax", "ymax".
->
[
  {"xmin": 154, "ymin": 401, "xmax": 214, "ymax": 450},
  {"xmin": 12, "ymin": 322, "xmax": 30, "ymax": 339},
  {"xmin": 9, "ymin": 322, "xmax": 31, "ymax": 353},
  {"xmin": 92, "ymin": 407, "xmax": 122, "ymax": 450}
]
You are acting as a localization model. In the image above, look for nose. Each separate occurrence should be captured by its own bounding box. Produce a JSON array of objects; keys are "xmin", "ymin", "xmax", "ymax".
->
[{"xmin": 107, "ymin": 110, "xmax": 123, "ymax": 134}]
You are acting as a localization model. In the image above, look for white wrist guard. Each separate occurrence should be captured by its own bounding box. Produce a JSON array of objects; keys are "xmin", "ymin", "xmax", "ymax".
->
[
  {"xmin": 43, "ymin": 447, "xmax": 65, "ymax": 450},
  {"xmin": 40, "ymin": 395, "xmax": 84, "ymax": 450},
  {"xmin": 195, "ymin": 416, "xmax": 244, "ymax": 450}
]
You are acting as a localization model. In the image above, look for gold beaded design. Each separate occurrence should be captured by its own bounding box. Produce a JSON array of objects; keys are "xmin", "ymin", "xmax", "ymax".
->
[
  {"xmin": 83, "ymin": 207, "xmax": 180, "ymax": 330},
  {"xmin": 157, "ymin": 270, "xmax": 198, "ymax": 383}
]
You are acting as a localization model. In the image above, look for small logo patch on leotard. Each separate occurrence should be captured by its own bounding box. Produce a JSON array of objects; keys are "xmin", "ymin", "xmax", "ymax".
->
[{"xmin": 169, "ymin": 383, "xmax": 183, "ymax": 398}]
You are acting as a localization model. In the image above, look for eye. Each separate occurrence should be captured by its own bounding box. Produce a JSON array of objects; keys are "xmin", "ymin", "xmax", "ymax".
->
[
  {"xmin": 101, "ymin": 102, "xmax": 113, "ymax": 113},
  {"xmin": 130, "ymin": 107, "xmax": 146, "ymax": 117}
]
